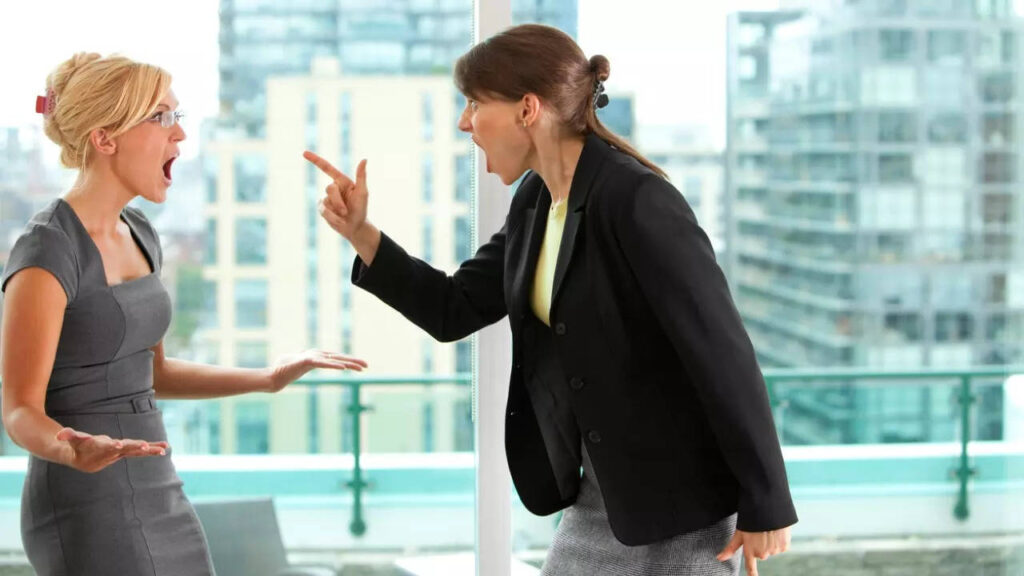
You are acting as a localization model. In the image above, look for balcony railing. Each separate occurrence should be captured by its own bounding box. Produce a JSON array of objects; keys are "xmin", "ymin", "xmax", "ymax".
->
[{"xmin": 1, "ymin": 367, "xmax": 1023, "ymax": 541}]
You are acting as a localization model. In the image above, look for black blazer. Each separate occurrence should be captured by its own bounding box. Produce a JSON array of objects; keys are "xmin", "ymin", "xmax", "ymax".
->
[{"xmin": 352, "ymin": 132, "xmax": 797, "ymax": 545}]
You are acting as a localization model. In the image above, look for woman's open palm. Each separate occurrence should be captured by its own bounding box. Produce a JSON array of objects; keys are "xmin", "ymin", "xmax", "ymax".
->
[{"xmin": 56, "ymin": 427, "xmax": 168, "ymax": 473}]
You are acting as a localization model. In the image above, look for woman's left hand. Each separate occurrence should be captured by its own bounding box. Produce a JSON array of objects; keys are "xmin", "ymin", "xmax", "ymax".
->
[
  {"xmin": 716, "ymin": 526, "xmax": 791, "ymax": 576},
  {"xmin": 266, "ymin": 349, "xmax": 368, "ymax": 392}
]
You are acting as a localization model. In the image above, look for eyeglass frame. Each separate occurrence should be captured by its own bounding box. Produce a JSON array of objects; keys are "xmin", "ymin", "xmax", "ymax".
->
[{"xmin": 145, "ymin": 109, "xmax": 185, "ymax": 128}]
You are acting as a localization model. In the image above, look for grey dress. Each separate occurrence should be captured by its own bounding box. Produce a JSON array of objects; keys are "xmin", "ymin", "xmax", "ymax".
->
[{"xmin": 1, "ymin": 199, "xmax": 214, "ymax": 576}]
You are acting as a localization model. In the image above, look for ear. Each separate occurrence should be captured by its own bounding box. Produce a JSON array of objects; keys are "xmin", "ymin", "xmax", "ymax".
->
[
  {"xmin": 521, "ymin": 94, "xmax": 541, "ymax": 128},
  {"xmin": 88, "ymin": 128, "xmax": 117, "ymax": 157}
]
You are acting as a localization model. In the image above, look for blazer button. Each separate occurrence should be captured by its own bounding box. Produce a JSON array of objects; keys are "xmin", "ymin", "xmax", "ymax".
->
[
  {"xmin": 554, "ymin": 322, "xmax": 567, "ymax": 335},
  {"xmin": 587, "ymin": 430, "xmax": 602, "ymax": 444},
  {"xmin": 570, "ymin": 377, "xmax": 585, "ymax": 391}
]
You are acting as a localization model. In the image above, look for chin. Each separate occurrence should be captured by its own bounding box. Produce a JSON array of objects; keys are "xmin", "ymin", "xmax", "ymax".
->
[
  {"xmin": 140, "ymin": 189, "xmax": 168, "ymax": 204},
  {"xmin": 500, "ymin": 169, "xmax": 528, "ymax": 186}
]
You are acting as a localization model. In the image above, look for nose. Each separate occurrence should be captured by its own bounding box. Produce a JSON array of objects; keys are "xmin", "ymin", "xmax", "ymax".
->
[
  {"xmin": 172, "ymin": 122, "xmax": 187, "ymax": 143},
  {"xmin": 457, "ymin": 106, "xmax": 472, "ymax": 133}
]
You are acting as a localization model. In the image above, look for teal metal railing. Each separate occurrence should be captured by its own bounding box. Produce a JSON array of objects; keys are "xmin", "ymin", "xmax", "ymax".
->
[
  {"xmin": 289, "ymin": 375, "xmax": 472, "ymax": 536},
  {"xmin": 763, "ymin": 365, "xmax": 1024, "ymax": 521},
  {"xmin": 2, "ymin": 366, "xmax": 1022, "ymax": 535}
]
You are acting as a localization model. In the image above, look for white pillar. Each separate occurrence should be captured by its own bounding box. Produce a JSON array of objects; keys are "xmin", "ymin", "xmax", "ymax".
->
[{"xmin": 474, "ymin": 2, "xmax": 513, "ymax": 576}]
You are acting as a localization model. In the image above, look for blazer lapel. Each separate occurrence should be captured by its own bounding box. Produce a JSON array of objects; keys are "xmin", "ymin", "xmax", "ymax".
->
[{"xmin": 551, "ymin": 133, "xmax": 607, "ymax": 308}]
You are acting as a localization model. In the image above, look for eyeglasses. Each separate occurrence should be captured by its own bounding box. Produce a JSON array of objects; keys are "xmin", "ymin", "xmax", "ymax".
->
[{"xmin": 146, "ymin": 109, "xmax": 185, "ymax": 128}]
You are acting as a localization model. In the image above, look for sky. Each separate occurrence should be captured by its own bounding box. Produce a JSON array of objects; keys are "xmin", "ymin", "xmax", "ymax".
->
[
  {"xmin": 0, "ymin": 1, "xmax": 790, "ymax": 155},
  {"xmin": 5, "ymin": 0, "xmax": 1024, "ymax": 154}
]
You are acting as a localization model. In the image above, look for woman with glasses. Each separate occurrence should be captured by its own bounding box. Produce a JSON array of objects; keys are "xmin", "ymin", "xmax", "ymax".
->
[
  {"xmin": 1, "ymin": 53, "xmax": 368, "ymax": 576},
  {"xmin": 306, "ymin": 24, "xmax": 796, "ymax": 576}
]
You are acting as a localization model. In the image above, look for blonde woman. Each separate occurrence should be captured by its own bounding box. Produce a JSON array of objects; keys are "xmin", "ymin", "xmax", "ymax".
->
[{"xmin": 1, "ymin": 53, "xmax": 367, "ymax": 576}]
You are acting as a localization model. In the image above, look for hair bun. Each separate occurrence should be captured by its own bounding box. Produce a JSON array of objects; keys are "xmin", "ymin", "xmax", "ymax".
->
[
  {"xmin": 589, "ymin": 55, "xmax": 610, "ymax": 82},
  {"xmin": 48, "ymin": 52, "xmax": 102, "ymax": 98}
]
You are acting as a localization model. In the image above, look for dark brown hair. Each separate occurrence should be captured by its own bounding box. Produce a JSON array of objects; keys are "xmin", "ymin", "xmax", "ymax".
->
[{"xmin": 454, "ymin": 24, "xmax": 666, "ymax": 178}]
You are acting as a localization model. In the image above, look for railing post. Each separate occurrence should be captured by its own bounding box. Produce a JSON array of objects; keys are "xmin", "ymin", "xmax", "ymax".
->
[
  {"xmin": 953, "ymin": 375, "xmax": 975, "ymax": 521},
  {"xmin": 347, "ymin": 382, "xmax": 369, "ymax": 536}
]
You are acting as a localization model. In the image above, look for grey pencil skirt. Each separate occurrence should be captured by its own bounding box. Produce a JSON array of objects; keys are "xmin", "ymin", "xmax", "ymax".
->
[{"xmin": 540, "ymin": 445, "xmax": 740, "ymax": 576}]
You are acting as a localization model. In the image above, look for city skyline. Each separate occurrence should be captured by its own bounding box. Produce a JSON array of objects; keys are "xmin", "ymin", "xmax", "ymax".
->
[{"xmin": 0, "ymin": 0, "xmax": 782, "ymax": 157}]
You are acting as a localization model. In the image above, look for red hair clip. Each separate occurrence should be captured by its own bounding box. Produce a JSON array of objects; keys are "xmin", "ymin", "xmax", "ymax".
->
[{"xmin": 35, "ymin": 89, "xmax": 56, "ymax": 116}]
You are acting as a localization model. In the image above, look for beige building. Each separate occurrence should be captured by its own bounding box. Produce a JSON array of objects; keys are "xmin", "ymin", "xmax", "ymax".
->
[{"xmin": 198, "ymin": 59, "xmax": 474, "ymax": 455}]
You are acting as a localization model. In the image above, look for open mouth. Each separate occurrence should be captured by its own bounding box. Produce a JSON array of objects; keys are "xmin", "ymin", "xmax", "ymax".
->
[
  {"xmin": 162, "ymin": 156, "xmax": 176, "ymax": 183},
  {"xmin": 470, "ymin": 137, "xmax": 490, "ymax": 172}
]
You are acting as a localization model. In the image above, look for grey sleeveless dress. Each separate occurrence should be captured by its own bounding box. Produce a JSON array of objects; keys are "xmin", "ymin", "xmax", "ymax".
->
[{"xmin": 1, "ymin": 199, "xmax": 214, "ymax": 576}]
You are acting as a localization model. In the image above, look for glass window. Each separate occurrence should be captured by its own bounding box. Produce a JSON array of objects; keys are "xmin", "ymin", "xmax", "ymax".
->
[
  {"xmin": 235, "ymin": 279, "xmax": 268, "ymax": 329},
  {"xmin": 456, "ymin": 339, "xmax": 472, "ymax": 373},
  {"xmin": 878, "ymin": 112, "xmax": 916, "ymax": 143},
  {"xmin": 236, "ymin": 400, "xmax": 270, "ymax": 454},
  {"xmin": 981, "ymin": 152, "xmax": 1015, "ymax": 183},
  {"xmin": 422, "ymin": 92, "xmax": 434, "ymax": 141},
  {"xmin": 935, "ymin": 312, "xmax": 974, "ymax": 342},
  {"xmin": 204, "ymin": 219, "xmax": 217, "ymax": 265},
  {"xmin": 596, "ymin": 96, "xmax": 635, "ymax": 140},
  {"xmin": 982, "ymin": 113, "xmax": 1014, "ymax": 146},
  {"xmin": 879, "ymin": 29, "xmax": 914, "ymax": 61},
  {"xmin": 236, "ymin": 340, "xmax": 267, "ymax": 368},
  {"xmin": 340, "ymin": 92, "xmax": 352, "ymax": 169},
  {"xmin": 982, "ymin": 193, "xmax": 1013, "ymax": 227},
  {"xmin": 455, "ymin": 215, "xmax": 471, "ymax": 262},
  {"xmin": 927, "ymin": 113, "xmax": 966, "ymax": 143},
  {"xmin": 199, "ymin": 280, "xmax": 218, "ymax": 329},
  {"xmin": 422, "ymin": 339, "xmax": 434, "ymax": 373},
  {"xmin": 236, "ymin": 218, "xmax": 267, "ymax": 264},
  {"xmin": 204, "ymin": 154, "xmax": 218, "ymax": 204},
  {"xmin": 861, "ymin": 66, "xmax": 917, "ymax": 105},
  {"xmin": 422, "ymin": 402, "xmax": 435, "ymax": 452},
  {"xmin": 884, "ymin": 312, "xmax": 923, "ymax": 341},
  {"xmin": 980, "ymin": 71, "xmax": 1014, "ymax": 103},
  {"xmin": 920, "ymin": 148, "xmax": 967, "ymax": 186},
  {"xmin": 878, "ymin": 154, "xmax": 914, "ymax": 183},
  {"xmin": 928, "ymin": 30, "xmax": 967, "ymax": 64},
  {"xmin": 422, "ymin": 215, "xmax": 433, "ymax": 263},
  {"xmin": 234, "ymin": 154, "xmax": 267, "ymax": 203},
  {"xmin": 924, "ymin": 68, "xmax": 963, "ymax": 106},
  {"xmin": 976, "ymin": 29, "xmax": 1014, "ymax": 66},
  {"xmin": 422, "ymin": 153, "xmax": 434, "ymax": 203},
  {"xmin": 922, "ymin": 190, "xmax": 965, "ymax": 231},
  {"xmin": 455, "ymin": 153, "xmax": 471, "ymax": 203}
]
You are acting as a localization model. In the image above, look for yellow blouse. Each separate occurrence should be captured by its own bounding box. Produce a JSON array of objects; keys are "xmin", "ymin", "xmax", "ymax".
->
[{"xmin": 530, "ymin": 198, "xmax": 568, "ymax": 326}]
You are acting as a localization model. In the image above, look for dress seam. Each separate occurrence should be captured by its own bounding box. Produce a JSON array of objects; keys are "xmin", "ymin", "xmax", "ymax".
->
[
  {"xmin": 115, "ymin": 415, "xmax": 159, "ymax": 576},
  {"xmin": 43, "ymin": 459, "xmax": 71, "ymax": 576}
]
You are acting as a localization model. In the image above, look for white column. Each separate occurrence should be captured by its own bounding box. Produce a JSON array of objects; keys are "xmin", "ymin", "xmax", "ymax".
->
[{"xmin": 474, "ymin": 1, "xmax": 513, "ymax": 576}]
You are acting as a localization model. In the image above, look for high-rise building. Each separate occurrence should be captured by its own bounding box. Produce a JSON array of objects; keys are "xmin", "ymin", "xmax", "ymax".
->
[
  {"xmin": 726, "ymin": 1, "xmax": 1024, "ymax": 443},
  {"xmin": 192, "ymin": 59, "xmax": 472, "ymax": 454},
  {"xmin": 218, "ymin": 0, "xmax": 578, "ymax": 137}
]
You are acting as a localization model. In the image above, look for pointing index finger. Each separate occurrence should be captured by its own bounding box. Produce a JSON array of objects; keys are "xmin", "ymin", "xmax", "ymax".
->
[{"xmin": 303, "ymin": 150, "xmax": 346, "ymax": 182}]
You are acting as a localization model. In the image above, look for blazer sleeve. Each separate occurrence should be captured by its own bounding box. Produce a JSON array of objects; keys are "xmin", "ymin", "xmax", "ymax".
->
[
  {"xmin": 351, "ymin": 222, "xmax": 508, "ymax": 343},
  {"xmin": 613, "ymin": 172, "xmax": 798, "ymax": 532}
]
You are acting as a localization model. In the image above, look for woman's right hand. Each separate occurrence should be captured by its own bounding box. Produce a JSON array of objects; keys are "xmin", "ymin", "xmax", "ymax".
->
[
  {"xmin": 303, "ymin": 151, "xmax": 369, "ymax": 242},
  {"xmin": 55, "ymin": 427, "xmax": 168, "ymax": 473}
]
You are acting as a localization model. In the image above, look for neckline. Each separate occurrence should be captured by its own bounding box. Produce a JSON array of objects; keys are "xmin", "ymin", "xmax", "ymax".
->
[{"xmin": 57, "ymin": 198, "xmax": 156, "ymax": 289}]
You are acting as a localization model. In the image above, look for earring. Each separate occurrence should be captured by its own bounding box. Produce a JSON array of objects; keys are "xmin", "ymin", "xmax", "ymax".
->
[{"xmin": 522, "ymin": 120, "xmax": 528, "ymax": 128}]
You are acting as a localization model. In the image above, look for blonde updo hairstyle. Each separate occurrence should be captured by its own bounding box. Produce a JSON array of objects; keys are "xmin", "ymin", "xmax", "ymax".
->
[{"xmin": 43, "ymin": 53, "xmax": 171, "ymax": 169}]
